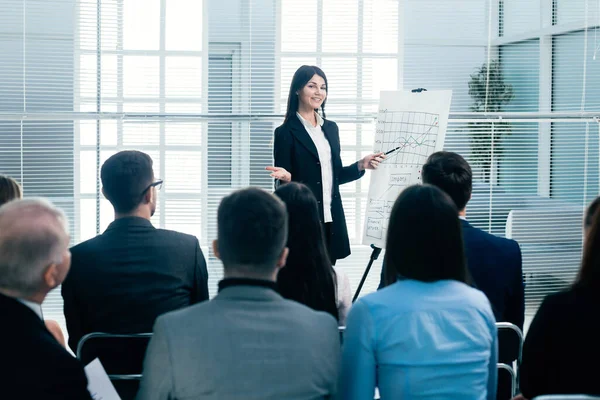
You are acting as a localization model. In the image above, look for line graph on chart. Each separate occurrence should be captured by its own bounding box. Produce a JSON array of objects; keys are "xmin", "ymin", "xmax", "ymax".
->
[
  {"xmin": 375, "ymin": 111, "xmax": 440, "ymax": 167},
  {"xmin": 362, "ymin": 91, "xmax": 452, "ymax": 248}
]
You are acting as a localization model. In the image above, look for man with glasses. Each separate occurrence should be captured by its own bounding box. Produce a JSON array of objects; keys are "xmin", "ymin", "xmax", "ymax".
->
[{"xmin": 62, "ymin": 150, "xmax": 209, "ymax": 355}]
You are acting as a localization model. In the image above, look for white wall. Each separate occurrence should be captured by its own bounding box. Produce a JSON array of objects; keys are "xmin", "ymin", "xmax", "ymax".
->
[
  {"xmin": 503, "ymin": 0, "xmax": 541, "ymax": 37},
  {"xmin": 403, "ymin": 0, "xmax": 489, "ymax": 112},
  {"xmin": 404, "ymin": 0, "xmax": 488, "ymax": 43},
  {"xmin": 556, "ymin": 0, "xmax": 600, "ymax": 26}
]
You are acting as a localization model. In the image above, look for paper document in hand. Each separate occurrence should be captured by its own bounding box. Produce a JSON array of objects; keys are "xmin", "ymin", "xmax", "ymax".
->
[
  {"xmin": 363, "ymin": 90, "xmax": 452, "ymax": 248},
  {"xmin": 84, "ymin": 358, "xmax": 122, "ymax": 400}
]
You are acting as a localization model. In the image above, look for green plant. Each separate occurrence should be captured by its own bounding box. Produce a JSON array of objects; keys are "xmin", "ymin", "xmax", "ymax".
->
[{"xmin": 468, "ymin": 60, "xmax": 514, "ymax": 182}]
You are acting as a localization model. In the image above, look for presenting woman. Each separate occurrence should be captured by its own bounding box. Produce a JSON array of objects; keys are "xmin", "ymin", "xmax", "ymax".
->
[{"xmin": 266, "ymin": 65, "xmax": 384, "ymax": 264}]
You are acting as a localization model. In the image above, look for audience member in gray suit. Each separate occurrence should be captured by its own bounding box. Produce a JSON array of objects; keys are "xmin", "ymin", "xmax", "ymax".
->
[{"xmin": 136, "ymin": 187, "xmax": 341, "ymax": 400}]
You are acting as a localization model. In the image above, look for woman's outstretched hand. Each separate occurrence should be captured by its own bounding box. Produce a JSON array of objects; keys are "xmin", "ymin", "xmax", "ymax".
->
[
  {"xmin": 266, "ymin": 166, "xmax": 292, "ymax": 183},
  {"xmin": 359, "ymin": 152, "xmax": 386, "ymax": 171}
]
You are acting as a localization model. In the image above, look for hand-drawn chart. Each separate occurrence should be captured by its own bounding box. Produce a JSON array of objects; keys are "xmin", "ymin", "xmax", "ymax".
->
[
  {"xmin": 362, "ymin": 90, "xmax": 452, "ymax": 248},
  {"xmin": 378, "ymin": 111, "xmax": 440, "ymax": 167}
]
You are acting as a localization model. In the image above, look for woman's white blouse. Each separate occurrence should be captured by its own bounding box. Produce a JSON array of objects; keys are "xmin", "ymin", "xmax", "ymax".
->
[{"xmin": 296, "ymin": 112, "xmax": 334, "ymax": 223}]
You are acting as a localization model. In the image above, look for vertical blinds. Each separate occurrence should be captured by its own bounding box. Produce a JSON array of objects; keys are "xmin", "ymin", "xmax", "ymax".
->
[{"xmin": 0, "ymin": 0, "xmax": 599, "ymax": 340}]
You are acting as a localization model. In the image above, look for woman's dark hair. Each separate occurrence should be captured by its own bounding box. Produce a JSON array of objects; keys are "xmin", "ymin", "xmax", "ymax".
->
[
  {"xmin": 584, "ymin": 196, "xmax": 600, "ymax": 231},
  {"xmin": 0, "ymin": 175, "xmax": 22, "ymax": 207},
  {"xmin": 274, "ymin": 182, "xmax": 338, "ymax": 320},
  {"xmin": 284, "ymin": 65, "xmax": 328, "ymax": 123},
  {"xmin": 384, "ymin": 184, "xmax": 468, "ymax": 286},
  {"xmin": 575, "ymin": 201, "xmax": 600, "ymax": 290}
]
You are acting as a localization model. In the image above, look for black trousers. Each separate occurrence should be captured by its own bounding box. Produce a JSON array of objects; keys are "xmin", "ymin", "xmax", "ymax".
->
[{"xmin": 324, "ymin": 222, "xmax": 336, "ymax": 265}]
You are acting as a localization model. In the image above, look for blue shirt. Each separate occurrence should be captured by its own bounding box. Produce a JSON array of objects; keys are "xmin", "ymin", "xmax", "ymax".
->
[{"xmin": 341, "ymin": 279, "xmax": 497, "ymax": 400}]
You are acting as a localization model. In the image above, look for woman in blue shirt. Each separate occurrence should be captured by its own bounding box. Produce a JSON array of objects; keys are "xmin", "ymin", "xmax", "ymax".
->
[{"xmin": 341, "ymin": 184, "xmax": 497, "ymax": 400}]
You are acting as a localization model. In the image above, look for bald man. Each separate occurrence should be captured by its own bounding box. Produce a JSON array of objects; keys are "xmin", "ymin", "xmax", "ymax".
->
[{"xmin": 0, "ymin": 199, "xmax": 92, "ymax": 400}]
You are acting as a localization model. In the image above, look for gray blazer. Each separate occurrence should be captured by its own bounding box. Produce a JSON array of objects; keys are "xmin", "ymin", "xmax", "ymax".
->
[{"xmin": 136, "ymin": 284, "xmax": 341, "ymax": 400}]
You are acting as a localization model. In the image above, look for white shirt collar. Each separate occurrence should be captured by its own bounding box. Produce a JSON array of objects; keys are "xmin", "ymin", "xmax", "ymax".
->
[
  {"xmin": 18, "ymin": 298, "xmax": 43, "ymax": 319},
  {"xmin": 459, "ymin": 216, "xmax": 467, "ymax": 221},
  {"xmin": 296, "ymin": 111, "xmax": 324, "ymax": 128}
]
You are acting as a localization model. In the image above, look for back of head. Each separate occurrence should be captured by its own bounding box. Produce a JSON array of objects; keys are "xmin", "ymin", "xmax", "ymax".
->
[
  {"xmin": 576, "ymin": 201, "xmax": 600, "ymax": 291},
  {"xmin": 101, "ymin": 150, "xmax": 154, "ymax": 214},
  {"xmin": 584, "ymin": 196, "xmax": 600, "ymax": 232},
  {"xmin": 384, "ymin": 184, "xmax": 467, "ymax": 286},
  {"xmin": 0, "ymin": 198, "xmax": 69, "ymax": 297},
  {"xmin": 274, "ymin": 182, "xmax": 328, "ymax": 259},
  {"xmin": 0, "ymin": 175, "xmax": 22, "ymax": 207},
  {"xmin": 274, "ymin": 182, "xmax": 338, "ymax": 319},
  {"xmin": 217, "ymin": 188, "xmax": 288, "ymax": 276},
  {"xmin": 421, "ymin": 151, "xmax": 472, "ymax": 211}
]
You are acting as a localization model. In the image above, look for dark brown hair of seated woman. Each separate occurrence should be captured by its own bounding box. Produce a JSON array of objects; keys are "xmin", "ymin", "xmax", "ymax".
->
[
  {"xmin": 0, "ymin": 175, "xmax": 22, "ymax": 207},
  {"xmin": 576, "ymin": 198, "xmax": 600, "ymax": 291},
  {"xmin": 274, "ymin": 182, "xmax": 339, "ymax": 321}
]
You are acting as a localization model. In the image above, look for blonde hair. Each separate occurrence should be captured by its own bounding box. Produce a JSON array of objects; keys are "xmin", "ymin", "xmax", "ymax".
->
[{"xmin": 0, "ymin": 175, "xmax": 22, "ymax": 207}]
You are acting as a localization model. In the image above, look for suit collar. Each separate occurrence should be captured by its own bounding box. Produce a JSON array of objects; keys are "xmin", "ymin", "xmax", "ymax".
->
[
  {"xmin": 287, "ymin": 115, "xmax": 319, "ymax": 159},
  {"xmin": 460, "ymin": 218, "xmax": 473, "ymax": 229},
  {"xmin": 0, "ymin": 293, "xmax": 46, "ymax": 327},
  {"xmin": 287, "ymin": 114, "xmax": 336, "ymax": 160},
  {"xmin": 216, "ymin": 284, "xmax": 283, "ymax": 303},
  {"xmin": 17, "ymin": 298, "xmax": 43, "ymax": 319},
  {"xmin": 218, "ymin": 277, "xmax": 277, "ymax": 293},
  {"xmin": 105, "ymin": 216, "xmax": 155, "ymax": 233},
  {"xmin": 296, "ymin": 111, "xmax": 324, "ymax": 128}
]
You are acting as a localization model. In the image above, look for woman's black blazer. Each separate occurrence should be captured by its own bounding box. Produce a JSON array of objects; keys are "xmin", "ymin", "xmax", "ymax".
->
[{"xmin": 273, "ymin": 115, "xmax": 364, "ymax": 260}]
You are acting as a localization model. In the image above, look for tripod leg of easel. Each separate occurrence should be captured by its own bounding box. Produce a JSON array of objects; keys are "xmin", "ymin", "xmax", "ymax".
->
[{"xmin": 352, "ymin": 245, "xmax": 382, "ymax": 303}]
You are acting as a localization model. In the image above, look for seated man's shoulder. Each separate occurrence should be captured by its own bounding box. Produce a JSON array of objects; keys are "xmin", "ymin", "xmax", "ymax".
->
[
  {"xmin": 155, "ymin": 298, "xmax": 337, "ymax": 338},
  {"xmin": 70, "ymin": 234, "xmax": 103, "ymax": 255},
  {"xmin": 469, "ymin": 225, "xmax": 521, "ymax": 255},
  {"xmin": 155, "ymin": 298, "xmax": 214, "ymax": 326},
  {"xmin": 278, "ymin": 298, "xmax": 339, "ymax": 329},
  {"xmin": 154, "ymin": 228, "xmax": 198, "ymax": 245},
  {"xmin": 5, "ymin": 331, "xmax": 89, "ymax": 397},
  {"xmin": 20, "ymin": 328, "xmax": 80, "ymax": 366}
]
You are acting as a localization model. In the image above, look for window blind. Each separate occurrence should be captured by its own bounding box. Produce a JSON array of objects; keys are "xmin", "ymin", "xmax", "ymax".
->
[
  {"xmin": 279, "ymin": 0, "xmax": 401, "ymax": 298},
  {"xmin": 1, "ymin": 0, "xmax": 599, "ymax": 342}
]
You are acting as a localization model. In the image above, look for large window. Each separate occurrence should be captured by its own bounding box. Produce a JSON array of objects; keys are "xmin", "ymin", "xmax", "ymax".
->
[{"xmin": 77, "ymin": 0, "xmax": 204, "ymax": 244}]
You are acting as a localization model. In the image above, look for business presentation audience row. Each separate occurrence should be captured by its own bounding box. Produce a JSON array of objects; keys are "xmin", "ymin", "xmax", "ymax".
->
[{"xmin": 3, "ymin": 149, "xmax": 600, "ymax": 399}]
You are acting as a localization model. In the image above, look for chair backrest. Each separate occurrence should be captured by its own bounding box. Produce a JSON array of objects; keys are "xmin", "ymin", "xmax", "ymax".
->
[
  {"xmin": 77, "ymin": 333, "xmax": 153, "ymax": 400},
  {"xmin": 496, "ymin": 322, "xmax": 523, "ymax": 366},
  {"xmin": 77, "ymin": 332, "xmax": 153, "ymax": 377},
  {"xmin": 497, "ymin": 363, "xmax": 516, "ymax": 399},
  {"xmin": 533, "ymin": 396, "xmax": 600, "ymax": 400}
]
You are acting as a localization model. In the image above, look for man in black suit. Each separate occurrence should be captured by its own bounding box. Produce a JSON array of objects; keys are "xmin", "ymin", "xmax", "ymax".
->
[
  {"xmin": 0, "ymin": 198, "xmax": 92, "ymax": 400},
  {"xmin": 380, "ymin": 151, "xmax": 524, "ymax": 330},
  {"xmin": 62, "ymin": 150, "xmax": 209, "ymax": 352}
]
